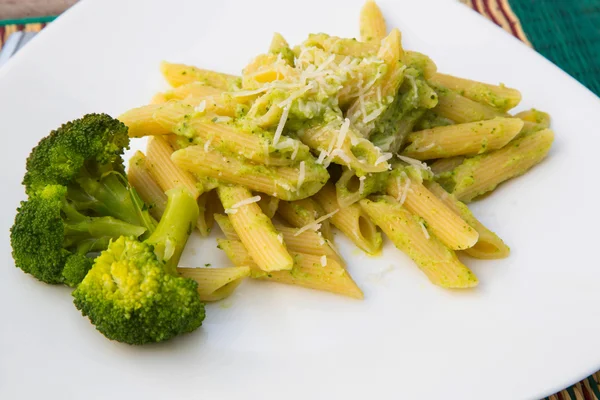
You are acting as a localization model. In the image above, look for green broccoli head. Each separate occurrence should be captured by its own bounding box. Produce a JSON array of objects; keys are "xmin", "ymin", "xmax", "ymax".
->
[
  {"xmin": 22, "ymin": 113, "xmax": 155, "ymax": 233},
  {"xmin": 73, "ymin": 187, "xmax": 204, "ymax": 345},
  {"xmin": 10, "ymin": 185, "xmax": 147, "ymax": 286},
  {"xmin": 73, "ymin": 236, "xmax": 205, "ymax": 344},
  {"xmin": 23, "ymin": 113, "xmax": 129, "ymax": 195}
]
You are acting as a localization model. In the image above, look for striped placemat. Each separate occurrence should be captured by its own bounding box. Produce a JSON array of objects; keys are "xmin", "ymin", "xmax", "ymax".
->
[
  {"xmin": 0, "ymin": 16, "xmax": 54, "ymax": 47},
  {"xmin": 1, "ymin": 2, "xmax": 599, "ymax": 398}
]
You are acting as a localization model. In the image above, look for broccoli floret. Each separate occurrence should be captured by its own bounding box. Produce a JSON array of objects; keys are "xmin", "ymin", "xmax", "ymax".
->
[
  {"xmin": 22, "ymin": 113, "xmax": 156, "ymax": 233},
  {"xmin": 10, "ymin": 114, "xmax": 158, "ymax": 286},
  {"xmin": 10, "ymin": 185, "xmax": 148, "ymax": 286},
  {"xmin": 73, "ymin": 187, "xmax": 205, "ymax": 345}
]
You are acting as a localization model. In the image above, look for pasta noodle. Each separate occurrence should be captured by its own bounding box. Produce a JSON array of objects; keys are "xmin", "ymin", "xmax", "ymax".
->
[
  {"xmin": 386, "ymin": 174, "xmax": 479, "ymax": 250},
  {"xmin": 402, "ymin": 117, "xmax": 524, "ymax": 160},
  {"xmin": 217, "ymin": 239, "xmax": 363, "ymax": 299},
  {"xmin": 314, "ymin": 183, "xmax": 382, "ymax": 255},
  {"xmin": 217, "ymin": 185, "xmax": 293, "ymax": 271},
  {"xmin": 425, "ymin": 181, "xmax": 510, "ymax": 259},
  {"xmin": 360, "ymin": 196, "xmax": 477, "ymax": 288},
  {"xmin": 359, "ymin": 0, "xmax": 387, "ymax": 42},
  {"xmin": 429, "ymin": 73, "xmax": 522, "ymax": 111},
  {"xmin": 177, "ymin": 266, "xmax": 251, "ymax": 302},
  {"xmin": 436, "ymin": 128, "xmax": 554, "ymax": 202}
]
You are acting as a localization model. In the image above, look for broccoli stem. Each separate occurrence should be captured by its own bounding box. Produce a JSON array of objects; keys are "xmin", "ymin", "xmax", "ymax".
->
[
  {"xmin": 75, "ymin": 172, "xmax": 156, "ymax": 235},
  {"xmin": 64, "ymin": 217, "xmax": 147, "ymax": 240},
  {"xmin": 145, "ymin": 187, "xmax": 199, "ymax": 275}
]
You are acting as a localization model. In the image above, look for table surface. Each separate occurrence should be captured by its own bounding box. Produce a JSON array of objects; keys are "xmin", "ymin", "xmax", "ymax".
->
[{"xmin": 0, "ymin": 0, "xmax": 76, "ymax": 19}]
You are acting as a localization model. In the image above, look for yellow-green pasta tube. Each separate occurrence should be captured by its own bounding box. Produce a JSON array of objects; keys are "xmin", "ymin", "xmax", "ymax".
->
[
  {"xmin": 402, "ymin": 117, "xmax": 524, "ymax": 160},
  {"xmin": 172, "ymin": 145, "xmax": 329, "ymax": 201},
  {"xmin": 437, "ymin": 128, "xmax": 555, "ymax": 202},
  {"xmin": 386, "ymin": 174, "xmax": 479, "ymax": 250},
  {"xmin": 314, "ymin": 183, "xmax": 382, "ymax": 255},
  {"xmin": 146, "ymin": 136, "xmax": 202, "ymax": 199},
  {"xmin": 425, "ymin": 181, "xmax": 510, "ymax": 259},
  {"xmin": 433, "ymin": 86, "xmax": 505, "ymax": 123},
  {"xmin": 217, "ymin": 239, "xmax": 363, "ymax": 299},
  {"xmin": 161, "ymin": 61, "xmax": 239, "ymax": 90},
  {"xmin": 429, "ymin": 73, "xmax": 521, "ymax": 111},
  {"xmin": 277, "ymin": 198, "xmax": 333, "ymax": 241},
  {"xmin": 217, "ymin": 185, "xmax": 294, "ymax": 272},
  {"xmin": 335, "ymin": 169, "xmax": 389, "ymax": 207},
  {"xmin": 177, "ymin": 266, "xmax": 250, "ymax": 302},
  {"xmin": 360, "ymin": 0, "xmax": 387, "ymax": 42},
  {"xmin": 360, "ymin": 196, "xmax": 478, "ymax": 288},
  {"xmin": 127, "ymin": 151, "xmax": 167, "ymax": 220}
]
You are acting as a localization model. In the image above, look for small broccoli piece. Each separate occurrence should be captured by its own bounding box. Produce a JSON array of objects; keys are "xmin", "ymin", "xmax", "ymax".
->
[
  {"xmin": 22, "ymin": 113, "xmax": 156, "ymax": 234},
  {"xmin": 10, "ymin": 185, "xmax": 148, "ymax": 286},
  {"xmin": 73, "ymin": 187, "xmax": 205, "ymax": 345}
]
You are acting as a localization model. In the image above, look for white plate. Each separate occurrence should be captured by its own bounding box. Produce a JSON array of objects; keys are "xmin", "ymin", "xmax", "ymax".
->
[{"xmin": 1, "ymin": 0, "xmax": 599, "ymax": 399}]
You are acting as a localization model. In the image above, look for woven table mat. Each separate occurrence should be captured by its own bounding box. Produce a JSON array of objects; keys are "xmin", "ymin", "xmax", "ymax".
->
[{"xmin": 2, "ymin": 2, "xmax": 600, "ymax": 399}]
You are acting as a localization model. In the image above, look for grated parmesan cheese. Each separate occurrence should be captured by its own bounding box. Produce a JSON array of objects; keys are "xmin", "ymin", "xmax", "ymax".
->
[
  {"xmin": 204, "ymin": 139, "xmax": 212, "ymax": 152},
  {"xmin": 359, "ymin": 175, "xmax": 366, "ymax": 195},
  {"xmin": 297, "ymin": 161, "xmax": 306, "ymax": 191},
  {"xmin": 398, "ymin": 172, "xmax": 411, "ymax": 206},
  {"xmin": 415, "ymin": 143, "xmax": 435, "ymax": 152},
  {"xmin": 291, "ymin": 141, "xmax": 300, "ymax": 160},
  {"xmin": 194, "ymin": 100, "xmax": 207, "ymax": 113},
  {"xmin": 317, "ymin": 231, "xmax": 326, "ymax": 245},
  {"xmin": 335, "ymin": 118, "xmax": 350, "ymax": 149},
  {"xmin": 273, "ymin": 105, "xmax": 290, "ymax": 146},
  {"xmin": 228, "ymin": 195, "xmax": 261, "ymax": 212},
  {"xmin": 329, "ymin": 149, "xmax": 352, "ymax": 165},
  {"xmin": 213, "ymin": 116, "xmax": 232, "ymax": 123},
  {"xmin": 316, "ymin": 149, "xmax": 328, "ymax": 164},
  {"xmin": 320, "ymin": 255, "xmax": 327, "ymax": 267},
  {"xmin": 277, "ymin": 234, "xmax": 283, "ymax": 244},
  {"xmin": 294, "ymin": 209, "xmax": 339, "ymax": 236},
  {"xmin": 375, "ymin": 152, "xmax": 393, "ymax": 166},
  {"xmin": 397, "ymin": 155, "xmax": 433, "ymax": 173}
]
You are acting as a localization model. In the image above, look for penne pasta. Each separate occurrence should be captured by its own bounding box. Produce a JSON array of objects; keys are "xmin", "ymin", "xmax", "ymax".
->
[
  {"xmin": 360, "ymin": 196, "xmax": 478, "ymax": 288},
  {"xmin": 347, "ymin": 29, "xmax": 405, "ymax": 137},
  {"xmin": 196, "ymin": 191, "xmax": 214, "ymax": 237},
  {"xmin": 145, "ymin": 136, "xmax": 202, "ymax": 199},
  {"xmin": 119, "ymin": 104, "xmax": 169, "ymax": 137},
  {"xmin": 151, "ymin": 101, "xmax": 309, "ymax": 166},
  {"xmin": 161, "ymin": 81, "xmax": 224, "ymax": 101},
  {"xmin": 359, "ymin": 0, "xmax": 387, "ymax": 42},
  {"xmin": 277, "ymin": 198, "xmax": 333, "ymax": 241},
  {"xmin": 299, "ymin": 121, "xmax": 391, "ymax": 173},
  {"xmin": 514, "ymin": 108, "xmax": 551, "ymax": 137},
  {"xmin": 433, "ymin": 87, "xmax": 505, "ymax": 123},
  {"xmin": 425, "ymin": 181, "xmax": 510, "ymax": 259},
  {"xmin": 429, "ymin": 73, "xmax": 522, "ymax": 111},
  {"xmin": 386, "ymin": 174, "xmax": 479, "ymax": 250},
  {"xmin": 217, "ymin": 239, "xmax": 363, "ymax": 299},
  {"xmin": 171, "ymin": 145, "xmax": 329, "ymax": 201},
  {"xmin": 437, "ymin": 128, "xmax": 554, "ymax": 202},
  {"xmin": 335, "ymin": 168, "xmax": 389, "ymax": 207},
  {"xmin": 430, "ymin": 156, "xmax": 465, "ymax": 175},
  {"xmin": 127, "ymin": 151, "xmax": 168, "ymax": 219},
  {"xmin": 177, "ymin": 266, "xmax": 250, "ymax": 302},
  {"xmin": 314, "ymin": 183, "xmax": 382, "ymax": 255},
  {"xmin": 217, "ymin": 185, "xmax": 293, "ymax": 271},
  {"xmin": 303, "ymin": 33, "xmax": 379, "ymax": 57},
  {"xmin": 402, "ymin": 117, "xmax": 524, "ymax": 160},
  {"xmin": 161, "ymin": 61, "xmax": 239, "ymax": 90},
  {"xmin": 214, "ymin": 213, "xmax": 342, "ymax": 265},
  {"xmin": 404, "ymin": 51, "xmax": 437, "ymax": 80},
  {"xmin": 257, "ymin": 194, "xmax": 280, "ymax": 219}
]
